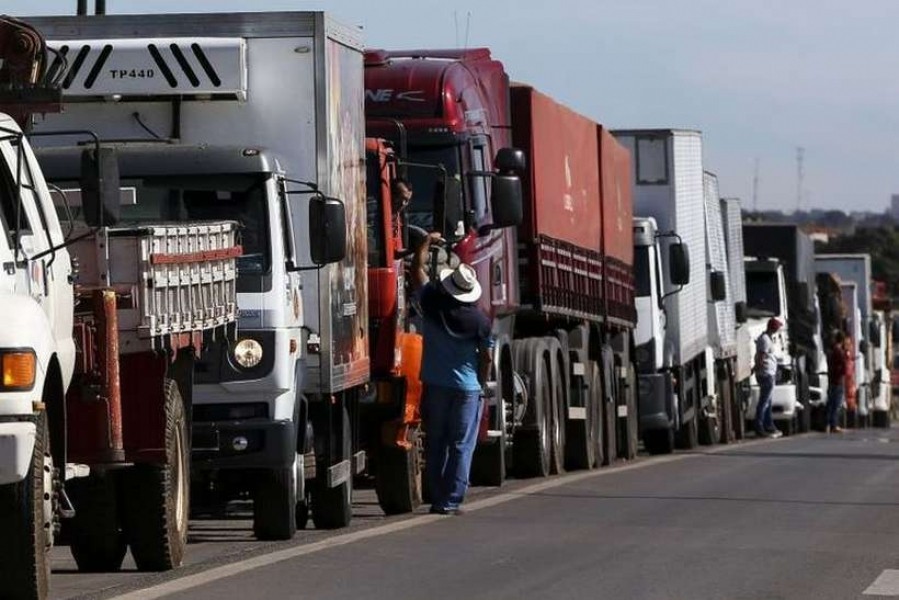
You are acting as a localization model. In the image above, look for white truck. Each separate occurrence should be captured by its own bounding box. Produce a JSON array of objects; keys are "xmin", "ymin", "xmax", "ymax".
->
[
  {"xmin": 816, "ymin": 254, "xmax": 875, "ymax": 427},
  {"xmin": 702, "ymin": 172, "xmax": 739, "ymax": 444},
  {"xmin": 618, "ymin": 129, "xmax": 723, "ymax": 454},
  {"xmin": 0, "ymin": 15, "xmax": 242, "ymax": 599},
  {"xmin": 28, "ymin": 11, "xmax": 360, "ymax": 541},
  {"xmin": 720, "ymin": 197, "xmax": 751, "ymax": 439}
]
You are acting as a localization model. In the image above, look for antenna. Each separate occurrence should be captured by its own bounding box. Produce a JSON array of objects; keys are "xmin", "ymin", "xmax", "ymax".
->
[
  {"xmin": 464, "ymin": 11, "xmax": 472, "ymax": 49},
  {"xmin": 751, "ymin": 157, "xmax": 759, "ymax": 211},
  {"xmin": 796, "ymin": 146, "xmax": 805, "ymax": 213}
]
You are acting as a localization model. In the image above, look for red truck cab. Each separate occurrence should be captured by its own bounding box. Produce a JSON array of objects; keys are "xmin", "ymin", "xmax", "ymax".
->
[{"xmin": 364, "ymin": 48, "xmax": 523, "ymax": 318}]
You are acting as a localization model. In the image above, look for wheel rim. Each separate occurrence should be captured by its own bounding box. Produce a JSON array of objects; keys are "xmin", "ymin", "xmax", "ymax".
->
[
  {"xmin": 42, "ymin": 451, "xmax": 54, "ymax": 548},
  {"xmin": 173, "ymin": 423, "xmax": 188, "ymax": 534}
]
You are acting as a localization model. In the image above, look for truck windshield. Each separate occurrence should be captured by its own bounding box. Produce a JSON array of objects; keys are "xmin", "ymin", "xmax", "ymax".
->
[
  {"xmin": 365, "ymin": 153, "xmax": 386, "ymax": 268},
  {"xmin": 404, "ymin": 144, "xmax": 461, "ymax": 232},
  {"xmin": 746, "ymin": 271, "xmax": 780, "ymax": 317},
  {"xmin": 55, "ymin": 174, "xmax": 270, "ymax": 276},
  {"xmin": 634, "ymin": 246, "xmax": 651, "ymax": 297}
]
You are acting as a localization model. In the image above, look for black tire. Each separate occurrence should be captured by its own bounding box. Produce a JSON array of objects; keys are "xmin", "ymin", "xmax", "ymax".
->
[
  {"xmin": 777, "ymin": 417, "xmax": 795, "ymax": 437},
  {"xmin": 0, "ymin": 412, "xmax": 52, "ymax": 600},
  {"xmin": 618, "ymin": 364, "xmax": 639, "ymax": 460},
  {"xmin": 513, "ymin": 341, "xmax": 551, "ymax": 478},
  {"xmin": 873, "ymin": 410, "xmax": 891, "ymax": 429},
  {"xmin": 698, "ymin": 396, "xmax": 721, "ymax": 447},
  {"xmin": 549, "ymin": 347, "xmax": 566, "ymax": 476},
  {"xmin": 375, "ymin": 429, "xmax": 423, "ymax": 514},
  {"xmin": 718, "ymin": 369, "xmax": 735, "ymax": 445},
  {"xmin": 469, "ymin": 436, "xmax": 505, "ymax": 487},
  {"xmin": 68, "ymin": 473, "xmax": 126, "ymax": 572},
  {"xmin": 253, "ymin": 458, "xmax": 298, "ymax": 541},
  {"xmin": 121, "ymin": 379, "xmax": 189, "ymax": 571},
  {"xmin": 311, "ymin": 406, "xmax": 353, "ymax": 530},
  {"xmin": 565, "ymin": 362, "xmax": 598, "ymax": 471},
  {"xmin": 797, "ymin": 403, "xmax": 811, "ymax": 433},
  {"xmin": 643, "ymin": 428, "xmax": 675, "ymax": 455},
  {"xmin": 675, "ymin": 409, "xmax": 699, "ymax": 450},
  {"xmin": 600, "ymin": 352, "xmax": 618, "ymax": 466}
]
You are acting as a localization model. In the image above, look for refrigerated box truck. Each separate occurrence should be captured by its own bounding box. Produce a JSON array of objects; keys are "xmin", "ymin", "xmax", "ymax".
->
[
  {"xmin": 615, "ymin": 129, "xmax": 721, "ymax": 454},
  {"xmin": 29, "ymin": 11, "xmax": 365, "ymax": 539}
]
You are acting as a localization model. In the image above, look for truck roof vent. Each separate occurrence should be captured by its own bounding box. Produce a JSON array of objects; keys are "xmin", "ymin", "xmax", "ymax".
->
[{"xmin": 46, "ymin": 37, "xmax": 247, "ymax": 100}]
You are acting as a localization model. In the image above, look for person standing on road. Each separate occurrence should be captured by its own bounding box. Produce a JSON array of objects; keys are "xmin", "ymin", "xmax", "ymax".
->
[
  {"xmin": 754, "ymin": 318, "xmax": 784, "ymax": 439},
  {"xmin": 825, "ymin": 332, "xmax": 847, "ymax": 434},
  {"xmin": 412, "ymin": 233, "xmax": 494, "ymax": 515}
]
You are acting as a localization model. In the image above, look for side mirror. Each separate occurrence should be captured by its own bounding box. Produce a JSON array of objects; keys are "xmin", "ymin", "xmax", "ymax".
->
[
  {"xmin": 735, "ymin": 301, "xmax": 748, "ymax": 324},
  {"xmin": 309, "ymin": 195, "xmax": 346, "ymax": 265},
  {"xmin": 709, "ymin": 271, "xmax": 727, "ymax": 302},
  {"xmin": 80, "ymin": 147, "xmax": 120, "ymax": 227},
  {"xmin": 495, "ymin": 147, "xmax": 526, "ymax": 173},
  {"xmin": 490, "ymin": 174, "xmax": 523, "ymax": 228},
  {"xmin": 669, "ymin": 242, "xmax": 690, "ymax": 286}
]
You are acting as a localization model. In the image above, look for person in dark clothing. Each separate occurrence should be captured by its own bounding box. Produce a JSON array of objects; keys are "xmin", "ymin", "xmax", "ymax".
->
[
  {"xmin": 826, "ymin": 332, "xmax": 847, "ymax": 434},
  {"xmin": 412, "ymin": 232, "xmax": 494, "ymax": 515}
]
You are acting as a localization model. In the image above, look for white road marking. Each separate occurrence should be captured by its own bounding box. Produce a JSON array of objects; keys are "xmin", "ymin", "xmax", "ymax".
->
[
  {"xmin": 864, "ymin": 570, "xmax": 899, "ymax": 595},
  {"xmin": 110, "ymin": 436, "xmax": 778, "ymax": 600}
]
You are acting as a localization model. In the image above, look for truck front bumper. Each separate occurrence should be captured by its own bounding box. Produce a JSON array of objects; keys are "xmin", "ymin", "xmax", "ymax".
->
[
  {"xmin": 638, "ymin": 372, "xmax": 674, "ymax": 433},
  {"xmin": 0, "ymin": 420, "xmax": 36, "ymax": 485},
  {"xmin": 747, "ymin": 383, "xmax": 797, "ymax": 421},
  {"xmin": 192, "ymin": 418, "xmax": 296, "ymax": 471}
]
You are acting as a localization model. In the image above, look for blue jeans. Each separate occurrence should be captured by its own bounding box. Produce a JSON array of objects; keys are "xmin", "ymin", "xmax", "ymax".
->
[
  {"xmin": 755, "ymin": 373, "xmax": 775, "ymax": 433},
  {"xmin": 827, "ymin": 384, "xmax": 844, "ymax": 428},
  {"xmin": 421, "ymin": 384, "xmax": 482, "ymax": 511}
]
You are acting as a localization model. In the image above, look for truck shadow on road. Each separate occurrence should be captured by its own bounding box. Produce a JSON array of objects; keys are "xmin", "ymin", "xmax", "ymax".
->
[
  {"xmin": 525, "ymin": 490, "xmax": 899, "ymax": 508},
  {"xmin": 697, "ymin": 449, "xmax": 899, "ymax": 462}
]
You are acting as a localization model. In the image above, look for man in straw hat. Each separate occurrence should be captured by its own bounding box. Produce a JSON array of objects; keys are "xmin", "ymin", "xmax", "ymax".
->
[{"xmin": 412, "ymin": 233, "xmax": 494, "ymax": 515}]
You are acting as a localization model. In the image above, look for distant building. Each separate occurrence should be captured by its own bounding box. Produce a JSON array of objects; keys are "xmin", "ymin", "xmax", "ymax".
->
[{"xmin": 891, "ymin": 194, "xmax": 899, "ymax": 219}]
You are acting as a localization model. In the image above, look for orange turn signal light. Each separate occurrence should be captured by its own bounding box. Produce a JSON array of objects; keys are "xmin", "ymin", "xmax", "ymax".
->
[{"xmin": 3, "ymin": 351, "xmax": 36, "ymax": 390}]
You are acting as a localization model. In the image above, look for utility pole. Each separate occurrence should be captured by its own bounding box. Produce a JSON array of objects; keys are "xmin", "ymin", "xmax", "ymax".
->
[
  {"xmin": 751, "ymin": 157, "xmax": 759, "ymax": 212},
  {"xmin": 796, "ymin": 146, "xmax": 805, "ymax": 213}
]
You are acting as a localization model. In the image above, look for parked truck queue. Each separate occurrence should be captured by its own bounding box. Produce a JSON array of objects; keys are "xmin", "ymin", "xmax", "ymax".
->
[{"xmin": 0, "ymin": 8, "xmax": 894, "ymax": 600}]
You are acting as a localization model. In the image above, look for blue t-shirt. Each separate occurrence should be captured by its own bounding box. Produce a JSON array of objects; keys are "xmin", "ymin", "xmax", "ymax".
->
[{"xmin": 418, "ymin": 283, "xmax": 495, "ymax": 392}]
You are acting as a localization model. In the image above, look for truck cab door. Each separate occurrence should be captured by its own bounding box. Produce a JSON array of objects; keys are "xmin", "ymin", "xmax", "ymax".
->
[{"xmin": 278, "ymin": 177, "xmax": 303, "ymax": 330}]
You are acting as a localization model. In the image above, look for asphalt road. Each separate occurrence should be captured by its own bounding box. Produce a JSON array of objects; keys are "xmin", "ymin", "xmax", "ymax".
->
[{"xmin": 49, "ymin": 428, "xmax": 899, "ymax": 600}]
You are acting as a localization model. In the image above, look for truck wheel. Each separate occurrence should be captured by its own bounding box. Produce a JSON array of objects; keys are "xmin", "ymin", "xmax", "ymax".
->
[
  {"xmin": 122, "ymin": 379, "xmax": 189, "ymax": 571},
  {"xmin": 375, "ymin": 429, "xmax": 423, "ymax": 514},
  {"xmin": 618, "ymin": 364, "xmax": 639, "ymax": 460},
  {"xmin": 513, "ymin": 340, "xmax": 551, "ymax": 478},
  {"xmin": 68, "ymin": 473, "xmax": 126, "ymax": 572},
  {"xmin": 565, "ymin": 362, "xmax": 598, "ymax": 470},
  {"xmin": 698, "ymin": 396, "xmax": 721, "ymax": 446},
  {"xmin": 797, "ymin": 404, "xmax": 811, "ymax": 433},
  {"xmin": 0, "ymin": 412, "xmax": 52, "ymax": 600},
  {"xmin": 601, "ymin": 351, "xmax": 618, "ymax": 466},
  {"xmin": 718, "ymin": 371, "xmax": 734, "ymax": 445},
  {"xmin": 643, "ymin": 428, "xmax": 674, "ymax": 455},
  {"xmin": 548, "ymin": 347, "xmax": 566, "ymax": 475},
  {"xmin": 311, "ymin": 406, "xmax": 353, "ymax": 529},
  {"xmin": 675, "ymin": 410, "xmax": 699, "ymax": 449},
  {"xmin": 469, "ymin": 432, "xmax": 505, "ymax": 487},
  {"xmin": 778, "ymin": 417, "xmax": 795, "ymax": 437},
  {"xmin": 253, "ymin": 454, "xmax": 298, "ymax": 541}
]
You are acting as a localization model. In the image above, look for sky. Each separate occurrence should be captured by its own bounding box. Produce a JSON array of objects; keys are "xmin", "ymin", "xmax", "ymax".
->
[{"xmin": 7, "ymin": 0, "xmax": 899, "ymax": 212}]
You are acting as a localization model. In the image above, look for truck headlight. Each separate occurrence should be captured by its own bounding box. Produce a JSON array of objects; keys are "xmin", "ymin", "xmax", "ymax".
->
[
  {"xmin": 233, "ymin": 339, "xmax": 263, "ymax": 369},
  {"xmin": 1, "ymin": 350, "xmax": 36, "ymax": 391}
]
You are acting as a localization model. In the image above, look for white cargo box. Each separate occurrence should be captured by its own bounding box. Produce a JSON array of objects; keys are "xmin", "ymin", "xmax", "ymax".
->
[
  {"xmin": 70, "ymin": 222, "xmax": 240, "ymax": 352},
  {"xmin": 703, "ymin": 172, "xmax": 736, "ymax": 359},
  {"xmin": 29, "ymin": 12, "xmax": 369, "ymax": 393},
  {"xmin": 614, "ymin": 129, "xmax": 709, "ymax": 365}
]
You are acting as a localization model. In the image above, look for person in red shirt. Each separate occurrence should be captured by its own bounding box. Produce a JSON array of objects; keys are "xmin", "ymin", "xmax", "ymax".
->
[{"xmin": 825, "ymin": 332, "xmax": 846, "ymax": 434}]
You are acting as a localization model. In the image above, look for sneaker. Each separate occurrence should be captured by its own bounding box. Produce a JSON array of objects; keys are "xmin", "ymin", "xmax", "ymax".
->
[
  {"xmin": 429, "ymin": 506, "xmax": 450, "ymax": 515},
  {"xmin": 831, "ymin": 426, "xmax": 843, "ymax": 434},
  {"xmin": 768, "ymin": 430, "xmax": 783, "ymax": 439}
]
